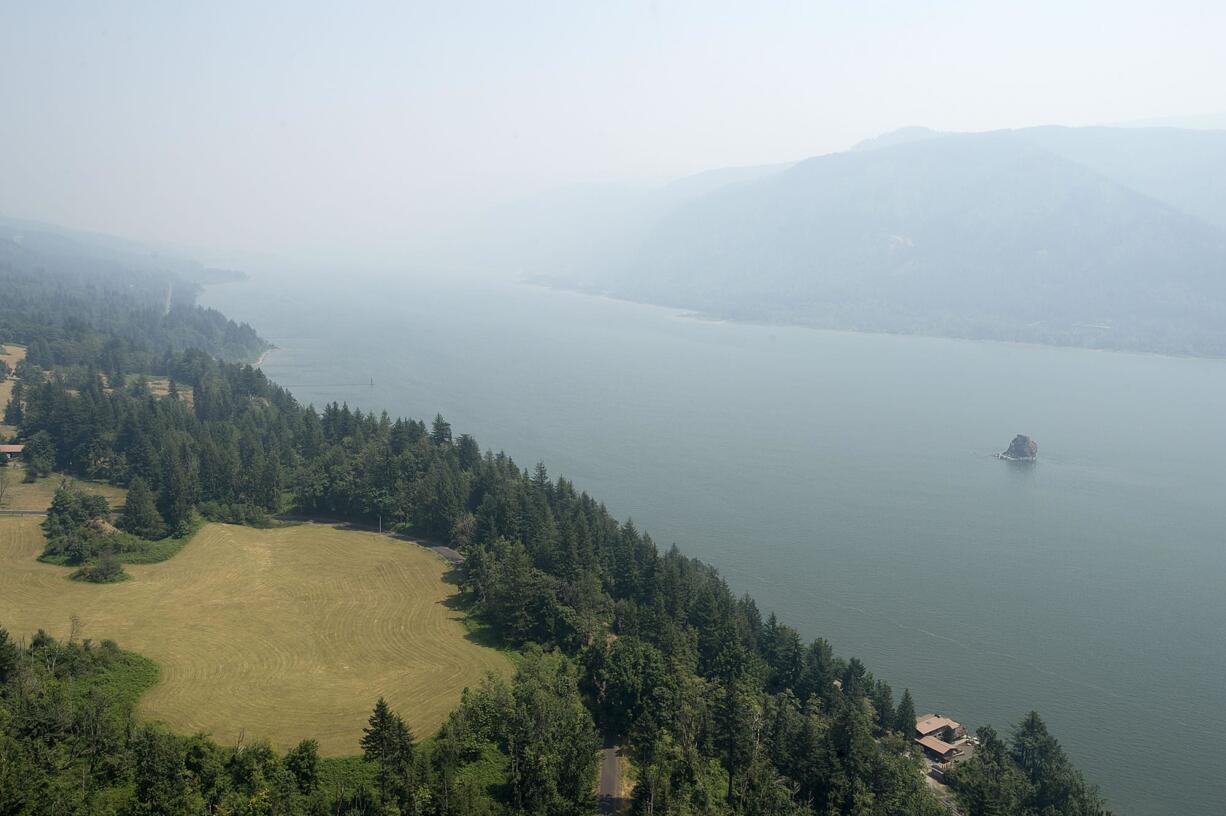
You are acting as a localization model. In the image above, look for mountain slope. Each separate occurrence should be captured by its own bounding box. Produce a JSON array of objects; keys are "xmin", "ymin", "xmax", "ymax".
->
[
  {"xmin": 0, "ymin": 218, "xmax": 268, "ymax": 362},
  {"xmin": 1013, "ymin": 125, "xmax": 1226, "ymax": 228},
  {"xmin": 540, "ymin": 130, "xmax": 1226, "ymax": 354}
]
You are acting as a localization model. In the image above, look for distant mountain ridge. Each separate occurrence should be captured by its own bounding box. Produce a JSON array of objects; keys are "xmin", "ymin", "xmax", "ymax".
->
[{"xmin": 497, "ymin": 125, "xmax": 1226, "ymax": 355}]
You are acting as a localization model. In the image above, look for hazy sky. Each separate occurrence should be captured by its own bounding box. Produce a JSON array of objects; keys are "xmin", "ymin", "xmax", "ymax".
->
[{"xmin": 2, "ymin": 1, "xmax": 1224, "ymax": 261}]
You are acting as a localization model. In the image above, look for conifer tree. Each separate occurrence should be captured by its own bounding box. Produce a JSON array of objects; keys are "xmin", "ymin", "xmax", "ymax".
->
[
  {"xmin": 895, "ymin": 688, "xmax": 917, "ymax": 735},
  {"xmin": 361, "ymin": 697, "xmax": 416, "ymax": 806},
  {"xmin": 871, "ymin": 679, "xmax": 896, "ymax": 735},
  {"xmin": 157, "ymin": 447, "xmax": 199, "ymax": 534},
  {"xmin": 0, "ymin": 626, "xmax": 17, "ymax": 684},
  {"xmin": 430, "ymin": 413, "xmax": 452, "ymax": 445},
  {"xmin": 120, "ymin": 476, "xmax": 165, "ymax": 539}
]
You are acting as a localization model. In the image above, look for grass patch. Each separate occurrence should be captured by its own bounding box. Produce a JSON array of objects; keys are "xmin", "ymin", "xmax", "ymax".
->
[
  {"xmin": 73, "ymin": 648, "xmax": 161, "ymax": 716},
  {"xmin": 117, "ymin": 518, "xmax": 203, "ymax": 564},
  {"xmin": 461, "ymin": 614, "xmax": 524, "ymax": 668},
  {"xmin": 0, "ymin": 468, "xmax": 127, "ymax": 512},
  {"xmin": 441, "ymin": 570, "xmax": 524, "ymax": 668},
  {"xmin": 0, "ymin": 516, "xmax": 512, "ymax": 755},
  {"xmin": 618, "ymin": 750, "xmax": 636, "ymax": 802},
  {"xmin": 116, "ymin": 373, "xmax": 195, "ymax": 409}
]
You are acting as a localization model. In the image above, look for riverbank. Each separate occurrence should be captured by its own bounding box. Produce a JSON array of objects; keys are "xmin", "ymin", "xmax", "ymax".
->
[
  {"xmin": 200, "ymin": 272, "xmax": 1226, "ymax": 815},
  {"xmin": 526, "ymin": 279, "xmax": 1226, "ymax": 362}
]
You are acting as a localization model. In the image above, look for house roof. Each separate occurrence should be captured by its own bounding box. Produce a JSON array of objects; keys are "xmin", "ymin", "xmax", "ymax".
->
[
  {"xmin": 916, "ymin": 714, "xmax": 961, "ymax": 735},
  {"xmin": 916, "ymin": 735, "xmax": 958, "ymax": 756},
  {"xmin": 0, "ymin": 444, "xmax": 24, "ymax": 453}
]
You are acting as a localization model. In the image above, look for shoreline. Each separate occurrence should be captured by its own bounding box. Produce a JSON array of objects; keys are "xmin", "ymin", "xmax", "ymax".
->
[{"xmin": 522, "ymin": 279, "xmax": 1226, "ymax": 363}]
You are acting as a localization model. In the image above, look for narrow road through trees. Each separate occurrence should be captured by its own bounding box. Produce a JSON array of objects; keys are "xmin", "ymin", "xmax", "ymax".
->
[{"xmin": 598, "ymin": 745, "xmax": 620, "ymax": 815}]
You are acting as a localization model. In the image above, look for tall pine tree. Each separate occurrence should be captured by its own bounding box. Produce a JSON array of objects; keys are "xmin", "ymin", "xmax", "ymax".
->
[
  {"xmin": 119, "ymin": 476, "xmax": 165, "ymax": 539},
  {"xmin": 361, "ymin": 697, "xmax": 416, "ymax": 807},
  {"xmin": 895, "ymin": 688, "xmax": 917, "ymax": 735}
]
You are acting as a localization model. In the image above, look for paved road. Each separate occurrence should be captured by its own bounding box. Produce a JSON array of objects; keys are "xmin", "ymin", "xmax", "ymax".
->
[{"xmin": 598, "ymin": 745, "xmax": 620, "ymax": 815}]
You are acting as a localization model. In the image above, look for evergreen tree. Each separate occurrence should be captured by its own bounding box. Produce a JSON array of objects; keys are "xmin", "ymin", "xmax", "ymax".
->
[
  {"xmin": 870, "ymin": 679, "xmax": 895, "ymax": 736},
  {"xmin": 895, "ymin": 688, "xmax": 917, "ymax": 735},
  {"xmin": 157, "ymin": 446, "xmax": 199, "ymax": 534},
  {"xmin": 3, "ymin": 380, "xmax": 22, "ymax": 425},
  {"xmin": 361, "ymin": 697, "xmax": 416, "ymax": 806},
  {"xmin": 1010, "ymin": 711, "xmax": 1063, "ymax": 788},
  {"xmin": 21, "ymin": 430, "xmax": 55, "ymax": 480},
  {"xmin": 0, "ymin": 626, "xmax": 17, "ymax": 684},
  {"xmin": 119, "ymin": 476, "xmax": 166, "ymax": 539},
  {"xmin": 946, "ymin": 725, "xmax": 1029, "ymax": 816},
  {"xmin": 430, "ymin": 413, "xmax": 452, "ymax": 445},
  {"xmin": 456, "ymin": 433, "xmax": 481, "ymax": 470},
  {"xmin": 718, "ymin": 676, "xmax": 758, "ymax": 808}
]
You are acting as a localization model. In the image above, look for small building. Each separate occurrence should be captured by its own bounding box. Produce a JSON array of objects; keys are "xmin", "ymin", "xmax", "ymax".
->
[
  {"xmin": 0, "ymin": 444, "xmax": 23, "ymax": 464},
  {"xmin": 915, "ymin": 714, "xmax": 965, "ymax": 742},
  {"xmin": 916, "ymin": 734, "xmax": 962, "ymax": 762}
]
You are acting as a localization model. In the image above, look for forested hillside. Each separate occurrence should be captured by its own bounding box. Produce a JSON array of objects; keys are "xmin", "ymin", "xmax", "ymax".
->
[
  {"xmin": 0, "ymin": 251, "xmax": 1109, "ymax": 815},
  {"xmin": 517, "ymin": 126, "xmax": 1226, "ymax": 356},
  {"xmin": 0, "ymin": 218, "xmax": 267, "ymax": 365}
]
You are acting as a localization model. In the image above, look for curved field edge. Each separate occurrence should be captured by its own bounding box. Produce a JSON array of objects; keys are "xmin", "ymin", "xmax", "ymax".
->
[{"xmin": 0, "ymin": 516, "xmax": 511, "ymax": 755}]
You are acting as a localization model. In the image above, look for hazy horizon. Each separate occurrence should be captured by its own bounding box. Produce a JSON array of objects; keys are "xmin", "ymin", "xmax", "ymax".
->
[{"xmin": 3, "ymin": 2, "xmax": 1225, "ymax": 266}]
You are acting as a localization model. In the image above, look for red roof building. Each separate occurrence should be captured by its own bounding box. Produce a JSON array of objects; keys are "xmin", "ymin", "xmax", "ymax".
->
[
  {"xmin": 915, "ymin": 714, "xmax": 965, "ymax": 740},
  {"xmin": 916, "ymin": 735, "xmax": 961, "ymax": 761}
]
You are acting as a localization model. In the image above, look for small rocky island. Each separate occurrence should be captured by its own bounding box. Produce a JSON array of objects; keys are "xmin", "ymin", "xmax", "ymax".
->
[{"xmin": 996, "ymin": 434, "xmax": 1038, "ymax": 461}]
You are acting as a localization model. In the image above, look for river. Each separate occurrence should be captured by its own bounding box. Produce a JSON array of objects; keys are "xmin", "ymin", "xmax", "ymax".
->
[{"xmin": 203, "ymin": 271, "xmax": 1226, "ymax": 815}]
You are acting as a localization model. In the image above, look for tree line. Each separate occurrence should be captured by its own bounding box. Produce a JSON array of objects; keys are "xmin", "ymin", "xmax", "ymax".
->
[
  {"xmin": 0, "ymin": 258, "xmax": 266, "ymax": 373},
  {"xmin": 0, "ymin": 627, "xmax": 596, "ymax": 815}
]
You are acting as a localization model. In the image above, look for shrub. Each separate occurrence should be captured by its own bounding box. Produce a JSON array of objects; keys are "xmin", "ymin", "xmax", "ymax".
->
[{"xmin": 72, "ymin": 553, "xmax": 127, "ymax": 583}]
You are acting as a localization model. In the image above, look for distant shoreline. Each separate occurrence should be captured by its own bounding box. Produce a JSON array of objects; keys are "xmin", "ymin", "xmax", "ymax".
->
[
  {"xmin": 523, "ymin": 279, "xmax": 1226, "ymax": 363},
  {"xmin": 252, "ymin": 347, "xmax": 277, "ymax": 367}
]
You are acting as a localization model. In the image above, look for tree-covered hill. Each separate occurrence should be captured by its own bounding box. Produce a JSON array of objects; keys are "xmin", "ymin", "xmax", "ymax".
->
[
  {"xmin": 514, "ymin": 126, "xmax": 1226, "ymax": 356},
  {"xmin": 0, "ymin": 217, "xmax": 267, "ymax": 366},
  {"xmin": 609, "ymin": 131, "xmax": 1226, "ymax": 353}
]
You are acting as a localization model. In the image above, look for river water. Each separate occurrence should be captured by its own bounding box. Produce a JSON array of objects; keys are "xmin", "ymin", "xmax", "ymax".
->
[{"xmin": 204, "ymin": 272, "xmax": 1226, "ymax": 815}]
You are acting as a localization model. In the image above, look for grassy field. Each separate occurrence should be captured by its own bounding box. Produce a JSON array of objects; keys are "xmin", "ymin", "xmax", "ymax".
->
[
  {"xmin": 0, "ymin": 467, "xmax": 128, "ymax": 512},
  {"xmin": 0, "ymin": 343, "xmax": 27, "ymax": 437},
  {"xmin": 0, "ymin": 517, "xmax": 510, "ymax": 755},
  {"xmin": 117, "ymin": 373, "xmax": 195, "ymax": 408}
]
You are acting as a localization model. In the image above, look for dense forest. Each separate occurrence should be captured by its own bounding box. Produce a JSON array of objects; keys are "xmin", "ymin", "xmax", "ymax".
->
[
  {"xmin": 0, "ymin": 260, "xmax": 1110, "ymax": 815},
  {"xmin": 0, "ymin": 228, "xmax": 267, "ymax": 368}
]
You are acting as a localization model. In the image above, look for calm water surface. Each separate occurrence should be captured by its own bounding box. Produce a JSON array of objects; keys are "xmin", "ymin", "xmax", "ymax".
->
[{"xmin": 204, "ymin": 273, "xmax": 1226, "ymax": 816}]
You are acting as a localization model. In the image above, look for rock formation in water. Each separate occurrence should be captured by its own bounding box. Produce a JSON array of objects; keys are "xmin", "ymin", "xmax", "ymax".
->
[{"xmin": 997, "ymin": 434, "xmax": 1038, "ymax": 461}]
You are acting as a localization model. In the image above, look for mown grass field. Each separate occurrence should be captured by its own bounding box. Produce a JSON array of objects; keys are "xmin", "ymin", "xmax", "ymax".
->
[
  {"xmin": 0, "ymin": 517, "xmax": 510, "ymax": 755},
  {"xmin": 0, "ymin": 468, "xmax": 128, "ymax": 511}
]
